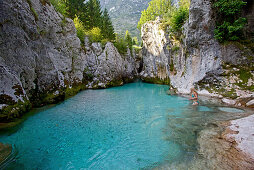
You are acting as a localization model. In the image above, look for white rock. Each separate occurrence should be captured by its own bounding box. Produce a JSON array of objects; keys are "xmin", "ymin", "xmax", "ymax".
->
[
  {"xmin": 222, "ymin": 98, "xmax": 236, "ymax": 105},
  {"xmin": 0, "ymin": 104, "xmax": 7, "ymax": 110},
  {"xmin": 227, "ymin": 114, "xmax": 254, "ymax": 159},
  {"xmin": 246, "ymin": 100, "xmax": 254, "ymax": 107}
]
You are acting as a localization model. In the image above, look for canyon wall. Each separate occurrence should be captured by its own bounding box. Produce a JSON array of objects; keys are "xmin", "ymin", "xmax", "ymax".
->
[
  {"xmin": 0, "ymin": 0, "xmax": 137, "ymax": 121},
  {"xmin": 141, "ymin": 0, "xmax": 254, "ymax": 107}
]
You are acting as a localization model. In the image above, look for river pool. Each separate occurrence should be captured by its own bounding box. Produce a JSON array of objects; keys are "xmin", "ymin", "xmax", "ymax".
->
[{"xmin": 0, "ymin": 82, "xmax": 248, "ymax": 169}]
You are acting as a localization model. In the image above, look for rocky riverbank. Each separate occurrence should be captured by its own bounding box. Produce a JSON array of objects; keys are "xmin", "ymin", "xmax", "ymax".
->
[
  {"xmin": 0, "ymin": 0, "xmax": 138, "ymax": 122},
  {"xmin": 139, "ymin": 0, "xmax": 254, "ymax": 168},
  {"xmin": 197, "ymin": 114, "xmax": 254, "ymax": 169}
]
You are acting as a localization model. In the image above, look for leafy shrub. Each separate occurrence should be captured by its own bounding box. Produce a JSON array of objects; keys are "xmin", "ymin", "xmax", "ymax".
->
[
  {"xmin": 73, "ymin": 16, "xmax": 86, "ymax": 43},
  {"xmin": 213, "ymin": 0, "xmax": 247, "ymax": 42},
  {"xmin": 85, "ymin": 27, "xmax": 103, "ymax": 42},
  {"xmin": 213, "ymin": 0, "xmax": 246, "ymax": 16},
  {"xmin": 170, "ymin": 6, "xmax": 189, "ymax": 33},
  {"xmin": 114, "ymin": 35, "xmax": 128, "ymax": 55},
  {"xmin": 101, "ymin": 39, "xmax": 110, "ymax": 48},
  {"xmin": 49, "ymin": 0, "xmax": 68, "ymax": 16},
  {"xmin": 214, "ymin": 18, "xmax": 247, "ymax": 42}
]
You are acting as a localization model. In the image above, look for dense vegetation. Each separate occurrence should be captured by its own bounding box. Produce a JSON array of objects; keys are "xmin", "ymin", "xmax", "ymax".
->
[
  {"xmin": 50, "ymin": 0, "xmax": 115, "ymax": 42},
  {"xmin": 213, "ymin": 0, "xmax": 247, "ymax": 42},
  {"xmin": 49, "ymin": 0, "xmax": 139, "ymax": 54},
  {"xmin": 137, "ymin": 0, "xmax": 190, "ymax": 35}
]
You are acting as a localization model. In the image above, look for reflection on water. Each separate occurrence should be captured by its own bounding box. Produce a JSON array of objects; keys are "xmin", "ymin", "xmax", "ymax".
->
[{"xmin": 0, "ymin": 82, "xmax": 252, "ymax": 169}]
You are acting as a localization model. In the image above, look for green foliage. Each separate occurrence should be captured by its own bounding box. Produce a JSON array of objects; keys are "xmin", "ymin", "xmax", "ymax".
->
[
  {"xmin": 170, "ymin": 6, "xmax": 189, "ymax": 33},
  {"xmin": 213, "ymin": 0, "xmax": 247, "ymax": 42},
  {"xmin": 73, "ymin": 16, "xmax": 86, "ymax": 43},
  {"xmin": 49, "ymin": 0, "xmax": 116, "ymax": 43},
  {"xmin": 132, "ymin": 37, "xmax": 139, "ymax": 45},
  {"xmin": 171, "ymin": 45, "xmax": 180, "ymax": 52},
  {"xmin": 137, "ymin": 0, "xmax": 171, "ymax": 30},
  {"xmin": 138, "ymin": 0, "xmax": 190, "ymax": 36},
  {"xmin": 0, "ymin": 100, "xmax": 32, "ymax": 121},
  {"xmin": 49, "ymin": 0, "xmax": 68, "ymax": 16},
  {"xmin": 214, "ymin": 0, "xmax": 247, "ymax": 16},
  {"xmin": 125, "ymin": 30, "xmax": 133, "ymax": 50},
  {"xmin": 214, "ymin": 18, "xmax": 247, "ymax": 42},
  {"xmin": 114, "ymin": 34, "xmax": 128, "ymax": 55},
  {"xmin": 85, "ymin": 27, "xmax": 103, "ymax": 42},
  {"xmin": 101, "ymin": 8, "xmax": 116, "ymax": 41}
]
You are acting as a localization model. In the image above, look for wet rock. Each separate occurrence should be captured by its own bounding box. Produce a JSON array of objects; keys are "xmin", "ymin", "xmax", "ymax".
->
[{"xmin": 0, "ymin": 143, "xmax": 12, "ymax": 164}]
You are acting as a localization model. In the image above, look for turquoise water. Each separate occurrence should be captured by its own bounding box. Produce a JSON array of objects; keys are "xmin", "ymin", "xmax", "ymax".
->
[{"xmin": 0, "ymin": 82, "xmax": 248, "ymax": 169}]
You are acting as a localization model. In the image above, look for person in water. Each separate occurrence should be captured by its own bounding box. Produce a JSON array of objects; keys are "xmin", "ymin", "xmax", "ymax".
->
[{"xmin": 190, "ymin": 88, "xmax": 199, "ymax": 105}]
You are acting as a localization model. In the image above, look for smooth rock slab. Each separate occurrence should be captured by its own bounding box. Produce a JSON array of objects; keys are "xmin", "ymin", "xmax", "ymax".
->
[{"xmin": 246, "ymin": 99, "xmax": 254, "ymax": 107}]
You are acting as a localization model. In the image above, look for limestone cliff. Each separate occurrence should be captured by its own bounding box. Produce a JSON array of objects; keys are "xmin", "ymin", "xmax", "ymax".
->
[
  {"xmin": 0, "ymin": 0, "xmax": 137, "ymax": 121},
  {"xmin": 140, "ymin": 0, "xmax": 254, "ymax": 108},
  {"xmin": 140, "ymin": 17, "xmax": 170, "ymax": 84}
]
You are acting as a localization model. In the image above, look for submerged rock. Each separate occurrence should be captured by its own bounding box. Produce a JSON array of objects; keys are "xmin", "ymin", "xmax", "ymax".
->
[
  {"xmin": 0, "ymin": 143, "xmax": 12, "ymax": 165},
  {"xmin": 197, "ymin": 115, "xmax": 254, "ymax": 169}
]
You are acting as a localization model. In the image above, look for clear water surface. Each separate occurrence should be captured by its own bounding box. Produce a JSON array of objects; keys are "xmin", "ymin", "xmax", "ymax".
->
[{"xmin": 0, "ymin": 82, "xmax": 249, "ymax": 169}]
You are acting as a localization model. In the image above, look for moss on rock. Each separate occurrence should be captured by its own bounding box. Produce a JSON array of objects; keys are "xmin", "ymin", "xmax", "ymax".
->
[
  {"xmin": 0, "ymin": 100, "xmax": 32, "ymax": 122},
  {"xmin": 105, "ymin": 78, "xmax": 123, "ymax": 88},
  {"xmin": 142, "ymin": 77, "xmax": 170, "ymax": 85}
]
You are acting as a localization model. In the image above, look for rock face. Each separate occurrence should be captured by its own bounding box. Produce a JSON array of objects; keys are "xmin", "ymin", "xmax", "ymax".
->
[
  {"xmin": 0, "ymin": 0, "xmax": 137, "ymax": 121},
  {"xmin": 84, "ymin": 38, "xmax": 137, "ymax": 88},
  {"xmin": 140, "ymin": 17, "xmax": 170, "ymax": 84},
  {"xmin": 140, "ymin": 0, "xmax": 254, "ymax": 106}
]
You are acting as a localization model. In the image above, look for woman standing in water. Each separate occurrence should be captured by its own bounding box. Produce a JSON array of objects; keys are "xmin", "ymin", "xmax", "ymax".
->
[{"xmin": 190, "ymin": 88, "xmax": 199, "ymax": 105}]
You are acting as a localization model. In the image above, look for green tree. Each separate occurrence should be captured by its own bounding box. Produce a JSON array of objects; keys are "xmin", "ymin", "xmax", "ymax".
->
[
  {"xmin": 137, "ymin": 0, "xmax": 172, "ymax": 29},
  {"xmin": 65, "ymin": 0, "xmax": 85, "ymax": 19},
  {"xmin": 101, "ymin": 8, "xmax": 115, "ymax": 41},
  {"xmin": 213, "ymin": 0, "xmax": 247, "ymax": 42},
  {"xmin": 49, "ymin": 0, "xmax": 68, "ymax": 16},
  {"xmin": 86, "ymin": 0, "xmax": 103, "ymax": 29},
  {"xmin": 125, "ymin": 30, "xmax": 133, "ymax": 50}
]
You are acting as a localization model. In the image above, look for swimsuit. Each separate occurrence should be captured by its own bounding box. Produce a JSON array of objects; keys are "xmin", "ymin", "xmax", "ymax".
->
[{"xmin": 192, "ymin": 94, "xmax": 199, "ymax": 104}]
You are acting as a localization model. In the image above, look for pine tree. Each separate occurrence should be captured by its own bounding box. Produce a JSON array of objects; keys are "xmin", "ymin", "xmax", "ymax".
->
[
  {"xmin": 86, "ymin": 0, "xmax": 103, "ymax": 29},
  {"xmin": 65, "ymin": 0, "xmax": 85, "ymax": 19},
  {"xmin": 102, "ymin": 8, "xmax": 115, "ymax": 41},
  {"xmin": 125, "ymin": 30, "xmax": 133, "ymax": 49}
]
